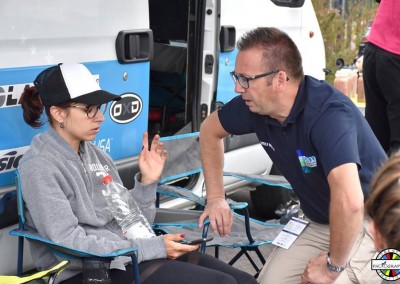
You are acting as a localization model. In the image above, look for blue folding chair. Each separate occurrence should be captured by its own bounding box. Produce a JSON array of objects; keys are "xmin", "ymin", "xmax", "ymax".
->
[
  {"xmin": 9, "ymin": 170, "xmax": 141, "ymax": 283},
  {"xmin": 153, "ymin": 133, "xmax": 291, "ymax": 277}
]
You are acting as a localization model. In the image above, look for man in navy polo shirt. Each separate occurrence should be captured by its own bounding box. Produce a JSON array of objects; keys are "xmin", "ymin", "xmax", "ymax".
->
[{"xmin": 198, "ymin": 27, "xmax": 387, "ymax": 283}]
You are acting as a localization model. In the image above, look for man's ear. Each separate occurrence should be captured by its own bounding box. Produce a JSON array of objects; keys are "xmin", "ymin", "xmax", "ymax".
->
[
  {"xmin": 276, "ymin": 71, "xmax": 288, "ymax": 90},
  {"xmin": 50, "ymin": 106, "xmax": 65, "ymax": 124},
  {"xmin": 370, "ymin": 220, "xmax": 385, "ymax": 251}
]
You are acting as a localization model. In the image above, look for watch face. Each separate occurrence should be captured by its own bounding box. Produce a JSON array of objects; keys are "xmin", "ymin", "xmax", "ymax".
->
[{"xmin": 328, "ymin": 263, "xmax": 342, "ymax": 272}]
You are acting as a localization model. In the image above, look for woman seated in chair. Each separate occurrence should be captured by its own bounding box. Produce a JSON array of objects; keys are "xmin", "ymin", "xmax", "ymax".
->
[{"xmin": 19, "ymin": 63, "xmax": 256, "ymax": 284}]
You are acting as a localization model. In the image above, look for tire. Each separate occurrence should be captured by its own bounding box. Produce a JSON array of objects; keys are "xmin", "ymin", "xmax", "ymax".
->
[{"xmin": 250, "ymin": 184, "xmax": 292, "ymax": 220}]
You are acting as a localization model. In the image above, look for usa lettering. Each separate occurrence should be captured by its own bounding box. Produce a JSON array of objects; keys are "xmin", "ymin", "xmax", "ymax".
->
[{"xmin": 93, "ymin": 138, "xmax": 111, "ymax": 153}]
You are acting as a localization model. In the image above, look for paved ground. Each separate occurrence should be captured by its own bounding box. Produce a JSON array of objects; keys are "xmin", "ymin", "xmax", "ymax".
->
[
  {"xmin": 205, "ymin": 244, "xmax": 274, "ymax": 278},
  {"xmin": 204, "ymin": 189, "xmax": 276, "ymax": 278}
]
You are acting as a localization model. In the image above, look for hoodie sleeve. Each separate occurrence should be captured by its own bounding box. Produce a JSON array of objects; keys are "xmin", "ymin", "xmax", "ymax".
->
[
  {"xmin": 130, "ymin": 173, "xmax": 158, "ymax": 224},
  {"xmin": 132, "ymin": 235, "xmax": 167, "ymax": 262}
]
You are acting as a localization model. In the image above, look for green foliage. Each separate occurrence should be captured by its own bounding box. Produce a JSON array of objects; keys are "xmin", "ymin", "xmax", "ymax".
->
[{"xmin": 312, "ymin": 0, "xmax": 378, "ymax": 83}]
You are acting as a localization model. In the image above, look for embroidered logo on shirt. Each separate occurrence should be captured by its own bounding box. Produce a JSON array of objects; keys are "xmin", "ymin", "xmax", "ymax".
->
[
  {"xmin": 296, "ymin": 149, "xmax": 317, "ymax": 173},
  {"xmin": 260, "ymin": 141, "xmax": 275, "ymax": 151}
]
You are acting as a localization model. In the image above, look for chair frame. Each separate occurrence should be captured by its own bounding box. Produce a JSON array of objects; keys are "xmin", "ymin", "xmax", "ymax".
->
[
  {"xmin": 156, "ymin": 184, "xmax": 282, "ymax": 277},
  {"xmin": 9, "ymin": 170, "xmax": 141, "ymax": 284},
  {"xmin": 0, "ymin": 260, "xmax": 70, "ymax": 284},
  {"xmin": 155, "ymin": 132, "xmax": 290, "ymax": 277}
]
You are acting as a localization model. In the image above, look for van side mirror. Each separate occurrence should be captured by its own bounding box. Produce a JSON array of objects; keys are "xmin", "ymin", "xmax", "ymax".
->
[
  {"xmin": 220, "ymin": 26, "xmax": 236, "ymax": 52},
  {"xmin": 271, "ymin": 0, "xmax": 305, "ymax": 8}
]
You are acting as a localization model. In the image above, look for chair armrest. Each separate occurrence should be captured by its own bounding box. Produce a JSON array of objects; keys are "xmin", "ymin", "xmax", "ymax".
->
[
  {"xmin": 9, "ymin": 229, "xmax": 138, "ymax": 259},
  {"xmin": 226, "ymin": 198, "xmax": 248, "ymax": 210},
  {"xmin": 157, "ymin": 184, "xmax": 250, "ymax": 212},
  {"xmin": 223, "ymin": 172, "xmax": 292, "ymax": 190},
  {"xmin": 157, "ymin": 184, "xmax": 206, "ymax": 207}
]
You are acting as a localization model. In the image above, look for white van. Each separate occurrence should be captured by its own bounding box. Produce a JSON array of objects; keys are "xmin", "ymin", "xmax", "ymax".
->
[{"xmin": 0, "ymin": 0, "xmax": 325, "ymax": 275}]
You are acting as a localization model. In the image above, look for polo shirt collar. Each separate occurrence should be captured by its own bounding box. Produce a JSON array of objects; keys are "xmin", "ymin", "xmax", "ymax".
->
[
  {"xmin": 263, "ymin": 76, "xmax": 307, "ymax": 127},
  {"xmin": 283, "ymin": 76, "xmax": 307, "ymax": 125}
]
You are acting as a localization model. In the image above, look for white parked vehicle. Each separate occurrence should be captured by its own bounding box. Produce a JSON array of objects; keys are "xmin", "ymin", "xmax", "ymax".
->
[{"xmin": 0, "ymin": 0, "xmax": 325, "ymax": 275}]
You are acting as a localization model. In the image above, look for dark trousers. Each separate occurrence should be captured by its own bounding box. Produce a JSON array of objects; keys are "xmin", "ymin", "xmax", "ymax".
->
[
  {"xmin": 61, "ymin": 251, "xmax": 256, "ymax": 284},
  {"xmin": 363, "ymin": 42, "xmax": 400, "ymax": 155}
]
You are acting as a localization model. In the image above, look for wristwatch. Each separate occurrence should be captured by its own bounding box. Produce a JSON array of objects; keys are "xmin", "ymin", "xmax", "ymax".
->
[{"xmin": 326, "ymin": 253, "xmax": 346, "ymax": 273}]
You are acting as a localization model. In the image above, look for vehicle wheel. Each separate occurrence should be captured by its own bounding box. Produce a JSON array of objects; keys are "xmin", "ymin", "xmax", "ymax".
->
[{"xmin": 250, "ymin": 185, "xmax": 292, "ymax": 220}]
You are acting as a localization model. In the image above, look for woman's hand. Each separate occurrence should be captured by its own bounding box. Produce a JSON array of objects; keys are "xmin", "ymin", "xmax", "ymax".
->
[
  {"xmin": 163, "ymin": 234, "xmax": 200, "ymax": 259},
  {"xmin": 139, "ymin": 132, "xmax": 167, "ymax": 185}
]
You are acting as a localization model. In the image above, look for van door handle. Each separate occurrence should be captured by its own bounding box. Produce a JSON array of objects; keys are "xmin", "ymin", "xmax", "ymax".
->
[
  {"xmin": 205, "ymin": 54, "xmax": 214, "ymax": 74},
  {"xmin": 115, "ymin": 30, "xmax": 154, "ymax": 64},
  {"xmin": 220, "ymin": 26, "xmax": 236, "ymax": 52}
]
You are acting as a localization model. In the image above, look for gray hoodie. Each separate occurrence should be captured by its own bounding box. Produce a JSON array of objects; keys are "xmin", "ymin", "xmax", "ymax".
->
[{"xmin": 18, "ymin": 127, "xmax": 166, "ymax": 282}]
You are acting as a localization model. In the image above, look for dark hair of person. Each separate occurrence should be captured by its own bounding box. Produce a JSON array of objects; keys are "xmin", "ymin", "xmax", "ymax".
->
[
  {"xmin": 20, "ymin": 86, "xmax": 70, "ymax": 128},
  {"xmin": 365, "ymin": 153, "xmax": 400, "ymax": 248},
  {"xmin": 236, "ymin": 27, "xmax": 304, "ymax": 81}
]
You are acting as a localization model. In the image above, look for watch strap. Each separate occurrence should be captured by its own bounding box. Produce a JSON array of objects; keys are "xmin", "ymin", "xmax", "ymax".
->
[{"xmin": 326, "ymin": 253, "xmax": 346, "ymax": 273}]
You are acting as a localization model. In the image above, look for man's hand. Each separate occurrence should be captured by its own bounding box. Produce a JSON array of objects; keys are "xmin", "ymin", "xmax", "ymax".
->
[
  {"xmin": 198, "ymin": 197, "xmax": 233, "ymax": 236},
  {"xmin": 301, "ymin": 251, "xmax": 341, "ymax": 284}
]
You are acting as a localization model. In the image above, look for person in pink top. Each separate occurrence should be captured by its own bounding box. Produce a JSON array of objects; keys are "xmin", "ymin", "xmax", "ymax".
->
[{"xmin": 363, "ymin": 0, "xmax": 400, "ymax": 156}]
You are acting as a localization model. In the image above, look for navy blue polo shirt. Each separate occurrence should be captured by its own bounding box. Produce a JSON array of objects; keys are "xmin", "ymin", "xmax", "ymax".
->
[{"xmin": 218, "ymin": 75, "xmax": 387, "ymax": 224}]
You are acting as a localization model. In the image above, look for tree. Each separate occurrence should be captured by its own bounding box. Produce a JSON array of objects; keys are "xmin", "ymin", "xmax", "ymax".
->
[{"xmin": 312, "ymin": 0, "xmax": 378, "ymax": 83}]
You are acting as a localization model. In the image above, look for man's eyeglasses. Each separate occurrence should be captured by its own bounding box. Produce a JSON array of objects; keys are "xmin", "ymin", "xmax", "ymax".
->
[
  {"xmin": 68, "ymin": 103, "xmax": 108, "ymax": 119},
  {"xmin": 230, "ymin": 70, "xmax": 279, "ymax": 89}
]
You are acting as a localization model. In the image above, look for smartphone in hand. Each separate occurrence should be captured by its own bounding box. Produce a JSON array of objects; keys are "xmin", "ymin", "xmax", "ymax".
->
[{"xmin": 179, "ymin": 236, "xmax": 214, "ymax": 245}]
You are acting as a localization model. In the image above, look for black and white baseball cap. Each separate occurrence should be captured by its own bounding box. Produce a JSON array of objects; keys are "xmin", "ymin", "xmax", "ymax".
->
[{"xmin": 34, "ymin": 63, "xmax": 120, "ymax": 106}]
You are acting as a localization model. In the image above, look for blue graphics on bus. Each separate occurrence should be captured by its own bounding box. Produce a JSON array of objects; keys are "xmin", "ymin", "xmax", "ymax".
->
[{"xmin": 0, "ymin": 60, "xmax": 149, "ymax": 187}]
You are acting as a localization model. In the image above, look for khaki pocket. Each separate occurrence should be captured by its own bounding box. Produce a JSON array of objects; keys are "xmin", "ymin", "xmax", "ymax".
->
[{"xmin": 347, "ymin": 223, "xmax": 383, "ymax": 284}]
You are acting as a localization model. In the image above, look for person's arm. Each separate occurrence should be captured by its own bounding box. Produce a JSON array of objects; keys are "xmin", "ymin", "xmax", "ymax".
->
[
  {"xmin": 198, "ymin": 111, "xmax": 232, "ymax": 236},
  {"xmin": 302, "ymin": 162, "xmax": 364, "ymax": 283},
  {"xmin": 328, "ymin": 163, "xmax": 364, "ymax": 266},
  {"xmin": 129, "ymin": 132, "xmax": 167, "ymax": 223},
  {"xmin": 129, "ymin": 173, "xmax": 158, "ymax": 223}
]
